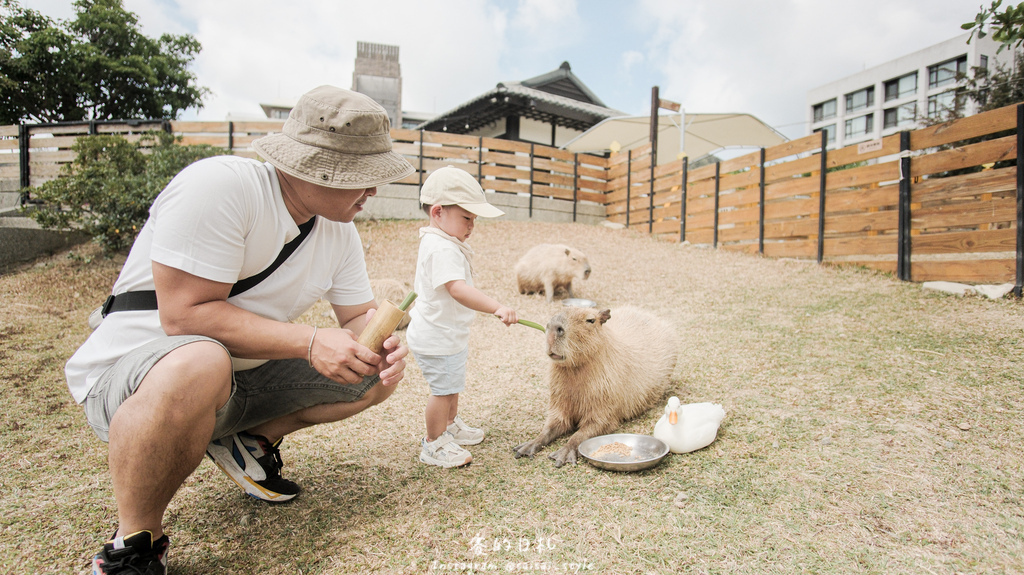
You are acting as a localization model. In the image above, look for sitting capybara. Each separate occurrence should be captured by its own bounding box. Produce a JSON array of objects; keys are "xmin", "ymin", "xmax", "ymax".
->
[
  {"xmin": 370, "ymin": 278, "xmax": 414, "ymax": 330},
  {"xmin": 513, "ymin": 306, "xmax": 679, "ymax": 467},
  {"xmin": 514, "ymin": 244, "xmax": 591, "ymax": 303}
]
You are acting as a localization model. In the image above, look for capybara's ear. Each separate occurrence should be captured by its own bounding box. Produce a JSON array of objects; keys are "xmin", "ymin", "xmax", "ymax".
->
[{"xmin": 597, "ymin": 309, "xmax": 611, "ymax": 324}]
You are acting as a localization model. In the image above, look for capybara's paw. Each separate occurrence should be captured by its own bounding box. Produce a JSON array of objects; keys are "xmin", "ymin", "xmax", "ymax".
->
[
  {"xmin": 513, "ymin": 441, "xmax": 541, "ymax": 458},
  {"xmin": 550, "ymin": 447, "xmax": 577, "ymax": 468}
]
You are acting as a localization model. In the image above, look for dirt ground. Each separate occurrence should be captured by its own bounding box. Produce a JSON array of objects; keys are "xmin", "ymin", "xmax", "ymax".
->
[{"xmin": 2, "ymin": 218, "xmax": 1023, "ymax": 574}]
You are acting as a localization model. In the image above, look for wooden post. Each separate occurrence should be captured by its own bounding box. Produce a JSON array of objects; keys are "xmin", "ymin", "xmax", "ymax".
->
[{"xmin": 817, "ymin": 130, "xmax": 827, "ymax": 264}]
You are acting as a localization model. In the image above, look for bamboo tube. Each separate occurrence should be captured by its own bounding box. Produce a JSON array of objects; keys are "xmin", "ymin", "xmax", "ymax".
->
[{"xmin": 357, "ymin": 292, "xmax": 416, "ymax": 354}]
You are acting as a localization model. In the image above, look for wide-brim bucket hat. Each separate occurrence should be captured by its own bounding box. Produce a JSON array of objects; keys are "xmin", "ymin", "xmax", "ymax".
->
[{"xmin": 252, "ymin": 85, "xmax": 415, "ymax": 189}]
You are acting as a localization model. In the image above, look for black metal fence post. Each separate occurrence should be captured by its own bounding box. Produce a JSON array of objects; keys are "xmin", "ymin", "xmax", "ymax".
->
[
  {"xmin": 417, "ymin": 130, "xmax": 424, "ymax": 187},
  {"xmin": 573, "ymin": 153, "xmax": 579, "ymax": 223},
  {"xmin": 759, "ymin": 148, "xmax": 766, "ymax": 255},
  {"xmin": 1016, "ymin": 104, "xmax": 1024, "ymax": 297},
  {"xmin": 478, "ymin": 136, "xmax": 483, "ymax": 184},
  {"xmin": 529, "ymin": 143, "xmax": 535, "ymax": 218},
  {"xmin": 679, "ymin": 157, "xmax": 688, "ymax": 243},
  {"xmin": 649, "ymin": 148, "xmax": 655, "ymax": 234},
  {"xmin": 18, "ymin": 124, "xmax": 30, "ymax": 203},
  {"xmin": 713, "ymin": 162, "xmax": 720, "ymax": 248},
  {"xmin": 898, "ymin": 131, "xmax": 912, "ymax": 281},
  {"xmin": 818, "ymin": 130, "xmax": 827, "ymax": 264},
  {"xmin": 626, "ymin": 149, "xmax": 632, "ymax": 228},
  {"xmin": 227, "ymin": 121, "xmax": 234, "ymax": 152}
]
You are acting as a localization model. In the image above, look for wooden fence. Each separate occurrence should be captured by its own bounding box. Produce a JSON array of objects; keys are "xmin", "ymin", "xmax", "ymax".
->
[
  {"xmin": 606, "ymin": 103, "xmax": 1023, "ymax": 291},
  {"xmin": 1, "ymin": 105, "xmax": 1022, "ymax": 292}
]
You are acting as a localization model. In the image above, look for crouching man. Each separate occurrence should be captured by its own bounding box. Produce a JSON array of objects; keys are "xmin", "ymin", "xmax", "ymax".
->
[{"xmin": 64, "ymin": 86, "xmax": 414, "ymax": 575}]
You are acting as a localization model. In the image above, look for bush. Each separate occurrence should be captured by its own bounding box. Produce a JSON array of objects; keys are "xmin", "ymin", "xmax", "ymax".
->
[{"xmin": 27, "ymin": 131, "xmax": 224, "ymax": 253}]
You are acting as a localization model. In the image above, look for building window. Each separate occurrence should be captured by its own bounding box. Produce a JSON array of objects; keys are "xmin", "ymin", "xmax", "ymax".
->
[
  {"xmin": 884, "ymin": 73, "xmax": 918, "ymax": 101},
  {"xmin": 814, "ymin": 124, "xmax": 836, "ymax": 144},
  {"xmin": 929, "ymin": 56, "xmax": 967, "ymax": 88},
  {"xmin": 884, "ymin": 103, "xmax": 917, "ymax": 129},
  {"xmin": 845, "ymin": 87, "xmax": 874, "ymax": 113},
  {"xmin": 927, "ymin": 90, "xmax": 960, "ymax": 118},
  {"xmin": 980, "ymin": 55, "xmax": 989, "ymax": 70},
  {"xmin": 845, "ymin": 114, "xmax": 874, "ymax": 139},
  {"xmin": 813, "ymin": 99, "xmax": 837, "ymax": 123}
]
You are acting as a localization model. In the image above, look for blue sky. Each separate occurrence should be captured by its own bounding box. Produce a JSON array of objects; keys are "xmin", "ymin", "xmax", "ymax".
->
[{"xmin": 27, "ymin": 0, "xmax": 979, "ymax": 140}]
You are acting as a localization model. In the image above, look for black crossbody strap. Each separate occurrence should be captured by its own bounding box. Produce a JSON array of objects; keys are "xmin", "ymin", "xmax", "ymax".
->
[{"xmin": 101, "ymin": 217, "xmax": 316, "ymax": 317}]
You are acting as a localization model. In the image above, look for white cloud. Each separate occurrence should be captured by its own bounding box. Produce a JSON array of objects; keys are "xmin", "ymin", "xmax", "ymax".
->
[
  {"xmin": 21, "ymin": 0, "xmax": 983, "ymax": 138},
  {"xmin": 509, "ymin": 0, "xmax": 581, "ymax": 53},
  {"xmin": 162, "ymin": 0, "xmax": 512, "ymax": 119},
  {"xmin": 634, "ymin": 0, "xmax": 979, "ymax": 138}
]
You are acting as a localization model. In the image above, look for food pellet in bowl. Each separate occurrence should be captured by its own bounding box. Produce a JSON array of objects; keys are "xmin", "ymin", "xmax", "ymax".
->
[{"xmin": 591, "ymin": 441, "xmax": 632, "ymax": 458}]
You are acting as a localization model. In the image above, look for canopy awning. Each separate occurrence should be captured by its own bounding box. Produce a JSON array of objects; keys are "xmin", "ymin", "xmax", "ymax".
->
[{"xmin": 562, "ymin": 112, "xmax": 788, "ymax": 164}]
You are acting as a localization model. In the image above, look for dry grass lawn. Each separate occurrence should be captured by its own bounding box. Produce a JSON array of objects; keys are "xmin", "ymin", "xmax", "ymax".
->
[{"xmin": 2, "ymin": 219, "xmax": 1023, "ymax": 574}]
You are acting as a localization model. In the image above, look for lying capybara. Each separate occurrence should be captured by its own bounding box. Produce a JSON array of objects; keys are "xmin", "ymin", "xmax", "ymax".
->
[
  {"xmin": 370, "ymin": 278, "xmax": 414, "ymax": 330},
  {"xmin": 514, "ymin": 244, "xmax": 591, "ymax": 303},
  {"xmin": 513, "ymin": 306, "xmax": 679, "ymax": 467}
]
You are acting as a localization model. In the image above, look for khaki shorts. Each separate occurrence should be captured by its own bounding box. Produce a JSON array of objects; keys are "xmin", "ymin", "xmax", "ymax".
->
[{"xmin": 83, "ymin": 335, "xmax": 379, "ymax": 442}]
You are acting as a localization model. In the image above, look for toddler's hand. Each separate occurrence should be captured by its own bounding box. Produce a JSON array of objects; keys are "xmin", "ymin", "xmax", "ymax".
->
[{"xmin": 495, "ymin": 306, "xmax": 518, "ymax": 326}]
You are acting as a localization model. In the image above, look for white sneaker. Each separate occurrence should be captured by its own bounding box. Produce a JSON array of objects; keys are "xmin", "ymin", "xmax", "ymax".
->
[
  {"xmin": 447, "ymin": 415, "xmax": 485, "ymax": 446},
  {"xmin": 420, "ymin": 431, "xmax": 473, "ymax": 468}
]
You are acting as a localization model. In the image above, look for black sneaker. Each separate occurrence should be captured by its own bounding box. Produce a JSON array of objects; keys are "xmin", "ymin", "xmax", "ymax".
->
[
  {"xmin": 91, "ymin": 530, "xmax": 169, "ymax": 575},
  {"xmin": 205, "ymin": 431, "xmax": 301, "ymax": 502}
]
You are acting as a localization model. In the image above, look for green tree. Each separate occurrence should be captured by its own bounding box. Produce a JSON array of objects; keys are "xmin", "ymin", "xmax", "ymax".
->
[
  {"xmin": 964, "ymin": 1, "xmax": 1024, "ymax": 53},
  {"xmin": 959, "ymin": 52, "xmax": 1024, "ymax": 111},
  {"xmin": 0, "ymin": 0, "xmax": 208, "ymax": 124},
  {"xmin": 29, "ymin": 133, "xmax": 223, "ymax": 253}
]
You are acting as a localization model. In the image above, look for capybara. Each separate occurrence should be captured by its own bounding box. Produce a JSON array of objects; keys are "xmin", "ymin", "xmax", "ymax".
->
[
  {"xmin": 369, "ymin": 278, "xmax": 414, "ymax": 330},
  {"xmin": 513, "ymin": 306, "xmax": 679, "ymax": 467},
  {"xmin": 514, "ymin": 244, "xmax": 591, "ymax": 303}
]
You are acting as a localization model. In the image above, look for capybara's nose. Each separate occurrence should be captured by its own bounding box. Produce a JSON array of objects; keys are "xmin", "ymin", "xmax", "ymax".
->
[
  {"xmin": 546, "ymin": 317, "xmax": 564, "ymax": 339},
  {"xmin": 584, "ymin": 265, "xmax": 591, "ymax": 279}
]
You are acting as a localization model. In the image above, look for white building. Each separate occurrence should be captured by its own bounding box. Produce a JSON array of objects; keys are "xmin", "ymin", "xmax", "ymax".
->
[{"xmin": 806, "ymin": 32, "xmax": 1012, "ymax": 149}]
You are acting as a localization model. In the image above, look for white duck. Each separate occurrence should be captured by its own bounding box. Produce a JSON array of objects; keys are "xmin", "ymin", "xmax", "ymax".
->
[{"xmin": 652, "ymin": 396, "xmax": 726, "ymax": 454}]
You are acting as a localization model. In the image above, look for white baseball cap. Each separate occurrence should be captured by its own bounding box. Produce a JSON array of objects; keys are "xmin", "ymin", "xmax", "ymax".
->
[{"xmin": 420, "ymin": 166, "xmax": 505, "ymax": 218}]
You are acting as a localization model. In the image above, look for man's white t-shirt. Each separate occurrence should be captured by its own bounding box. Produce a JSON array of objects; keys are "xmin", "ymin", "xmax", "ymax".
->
[
  {"xmin": 406, "ymin": 232, "xmax": 476, "ymax": 356},
  {"xmin": 65, "ymin": 156, "xmax": 374, "ymax": 403}
]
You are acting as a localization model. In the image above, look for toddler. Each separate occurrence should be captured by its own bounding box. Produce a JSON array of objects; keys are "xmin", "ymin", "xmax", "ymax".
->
[{"xmin": 406, "ymin": 166, "xmax": 518, "ymax": 468}]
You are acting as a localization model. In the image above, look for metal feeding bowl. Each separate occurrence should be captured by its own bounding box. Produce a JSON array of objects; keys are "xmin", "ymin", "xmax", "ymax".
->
[
  {"xmin": 562, "ymin": 298, "xmax": 597, "ymax": 308},
  {"xmin": 578, "ymin": 433, "xmax": 670, "ymax": 472}
]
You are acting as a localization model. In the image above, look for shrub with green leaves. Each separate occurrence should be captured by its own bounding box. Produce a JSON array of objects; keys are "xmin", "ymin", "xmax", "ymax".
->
[{"xmin": 27, "ymin": 131, "xmax": 224, "ymax": 253}]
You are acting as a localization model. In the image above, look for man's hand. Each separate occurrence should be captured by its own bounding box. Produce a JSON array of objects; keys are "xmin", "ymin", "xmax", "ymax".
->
[
  {"xmin": 316, "ymin": 306, "xmax": 408, "ymax": 386},
  {"xmin": 307, "ymin": 327, "xmax": 381, "ymax": 384},
  {"xmin": 376, "ymin": 333, "xmax": 408, "ymax": 386}
]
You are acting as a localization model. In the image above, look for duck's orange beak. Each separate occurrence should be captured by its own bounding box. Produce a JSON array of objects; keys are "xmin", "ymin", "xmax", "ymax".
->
[{"xmin": 669, "ymin": 411, "xmax": 678, "ymax": 425}]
